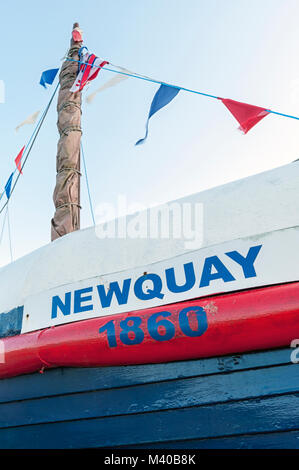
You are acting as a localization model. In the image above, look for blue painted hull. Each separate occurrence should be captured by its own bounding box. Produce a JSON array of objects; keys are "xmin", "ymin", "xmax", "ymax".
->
[{"xmin": 0, "ymin": 347, "xmax": 298, "ymax": 449}]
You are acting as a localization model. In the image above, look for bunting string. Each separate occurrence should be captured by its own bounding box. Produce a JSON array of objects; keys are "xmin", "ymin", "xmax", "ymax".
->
[
  {"xmin": 66, "ymin": 57, "xmax": 299, "ymax": 123},
  {"xmin": 2, "ymin": 42, "xmax": 299, "ymax": 233},
  {"xmin": 66, "ymin": 54, "xmax": 299, "ymax": 143}
]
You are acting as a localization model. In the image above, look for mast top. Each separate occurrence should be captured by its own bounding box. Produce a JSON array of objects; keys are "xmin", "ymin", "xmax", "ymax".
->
[{"xmin": 71, "ymin": 22, "xmax": 83, "ymax": 45}]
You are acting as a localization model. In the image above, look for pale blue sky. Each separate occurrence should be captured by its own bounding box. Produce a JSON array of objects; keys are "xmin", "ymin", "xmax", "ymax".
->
[{"xmin": 1, "ymin": 0, "xmax": 299, "ymax": 266}]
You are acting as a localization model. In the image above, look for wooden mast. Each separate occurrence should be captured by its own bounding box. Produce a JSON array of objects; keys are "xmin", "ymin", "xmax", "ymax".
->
[{"xmin": 51, "ymin": 23, "xmax": 83, "ymax": 241}]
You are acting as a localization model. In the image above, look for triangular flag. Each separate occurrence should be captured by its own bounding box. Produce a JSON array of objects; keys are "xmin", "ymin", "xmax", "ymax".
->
[
  {"xmin": 15, "ymin": 110, "xmax": 40, "ymax": 132},
  {"xmin": 136, "ymin": 84, "xmax": 180, "ymax": 145},
  {"xmin": 86, "ymin": 69, "xmax": 130, "ymax": 103},
  {"xmin": 221, "ymin": 98, "xmax": 270, "ymax": 134},
  {"xmin": 40, "ymin": 68, "xmax": 59, "ymax": 89},
  {"xmin": 14, "ymin": 146, "xmax": 25, "ymax": 174},
  {"xmin": 5, "ymin": 173, "xmax": 13, "ymax": 200}
]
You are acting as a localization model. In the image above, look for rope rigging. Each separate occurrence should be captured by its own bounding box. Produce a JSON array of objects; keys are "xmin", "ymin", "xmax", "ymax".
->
[
  {"xmin": 0, "ymin": 82, "xmax": 59, "ymax": 262},
  {"xmin": 7, "ymin": 206, "xmax": 13, "ymax": 263},
  {"xmin": 0, "ymin": 53, "xmax": 96, "ymax": 256},
  {"xmin": 0, "ymin": 205, "xmax": 12, "ymax": 263},
  {"xmin": 0, "ymin": 82, "xmax": 59, "ymax": 217},
  {"xmin": 0, "ymin": 207, "xmax": 8, "ymax": 246},
  {"xmin": 81, "ymin": 141, "xmax": 96, "ymax": 226}
]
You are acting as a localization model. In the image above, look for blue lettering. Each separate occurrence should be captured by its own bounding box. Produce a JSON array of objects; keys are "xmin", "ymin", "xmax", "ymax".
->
[
  {"xmin": 51, "ymin": 292, "xmax": 71, "ymax": 318},
  {"xmin": 179, "ymin": 306, "xmax": 208, "ymax": 337},
  {"xmin": 147, "ymin": 312, "xmax": 175, "ymax": 341},
  {"xmin": 97, "ymin": 279, "xmax": 131, "ymax": 308},
  {"xmin": 165, "ymin": 262, "xmax": 196, "ymax": 293},
  {"xmin": 225, "ymin": 245, "xmax": 262, "ymax": 278},
  {"xmin": 74, "ymin": 287, "xmax": 93, "ymax": 313},
  {"xmin": 134, "ymin": 274, "xmax": 164, "ymax": 300},
  {"xmin": 200, "ymin": 256, "xmax": 235, "ymax": 287}
]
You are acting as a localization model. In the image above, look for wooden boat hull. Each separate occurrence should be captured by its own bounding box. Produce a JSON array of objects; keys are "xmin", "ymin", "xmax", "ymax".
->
[{"xmin": 0, "ymin": 346, "xmax": 297, "ymax": 449}]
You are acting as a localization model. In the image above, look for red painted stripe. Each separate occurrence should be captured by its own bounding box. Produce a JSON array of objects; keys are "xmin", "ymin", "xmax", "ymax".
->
[{"xmin": 1, "ymin": 282, "xmax": 299, "ymax": 379}]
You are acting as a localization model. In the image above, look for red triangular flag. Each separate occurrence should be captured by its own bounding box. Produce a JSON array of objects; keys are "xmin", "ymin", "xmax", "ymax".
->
[
  {"xmin": 221, "ymin": 99, "xmax": 270, "ymax": 134},
  {"xmin": 14, "ymin": 146, "xmax": 25, "ymax": 174}
]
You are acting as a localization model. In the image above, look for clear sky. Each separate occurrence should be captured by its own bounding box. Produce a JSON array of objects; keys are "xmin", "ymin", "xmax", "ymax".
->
[{"xmin": 0, "ymin": 0, "xmax": 299, "ymax": 267}]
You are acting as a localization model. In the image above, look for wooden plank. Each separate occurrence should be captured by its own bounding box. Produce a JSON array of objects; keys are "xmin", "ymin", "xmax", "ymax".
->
[
  {"xmin": 0, "ymin": 363, "xmax": 298, "ymax": 428},
  {"xmin": 0, "ymin": 347, "xmax": 291, "ymax": 404},
  {"xmin": 127, "ymin": 429, "xmax": 299, "ymax": 449},
  {"xmin": 0, "ymin": 393, "xmax": 299, "ymax": 448}
]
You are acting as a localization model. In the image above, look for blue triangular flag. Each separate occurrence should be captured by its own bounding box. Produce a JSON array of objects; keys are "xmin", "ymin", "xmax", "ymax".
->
[
  {"xmin": 5, "ymin": 173, "xmax": 13, "ymax": 199},
  {"xmin": 39, "ymin": 68, "xmax": 59, "ymax": 89},
  {"xmin": 136, "ymin": 84, "xmax": 180, "ymax": 145}
]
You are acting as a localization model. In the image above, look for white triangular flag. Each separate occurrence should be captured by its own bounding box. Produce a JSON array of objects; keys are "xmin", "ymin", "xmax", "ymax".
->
[
  {"xmin": 15, "ymin": 110, "xmax": 40, "ymax": 132},
  {"xmin": 86, "ymin": 66, "xmax": 131, "ymax": 104}
]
